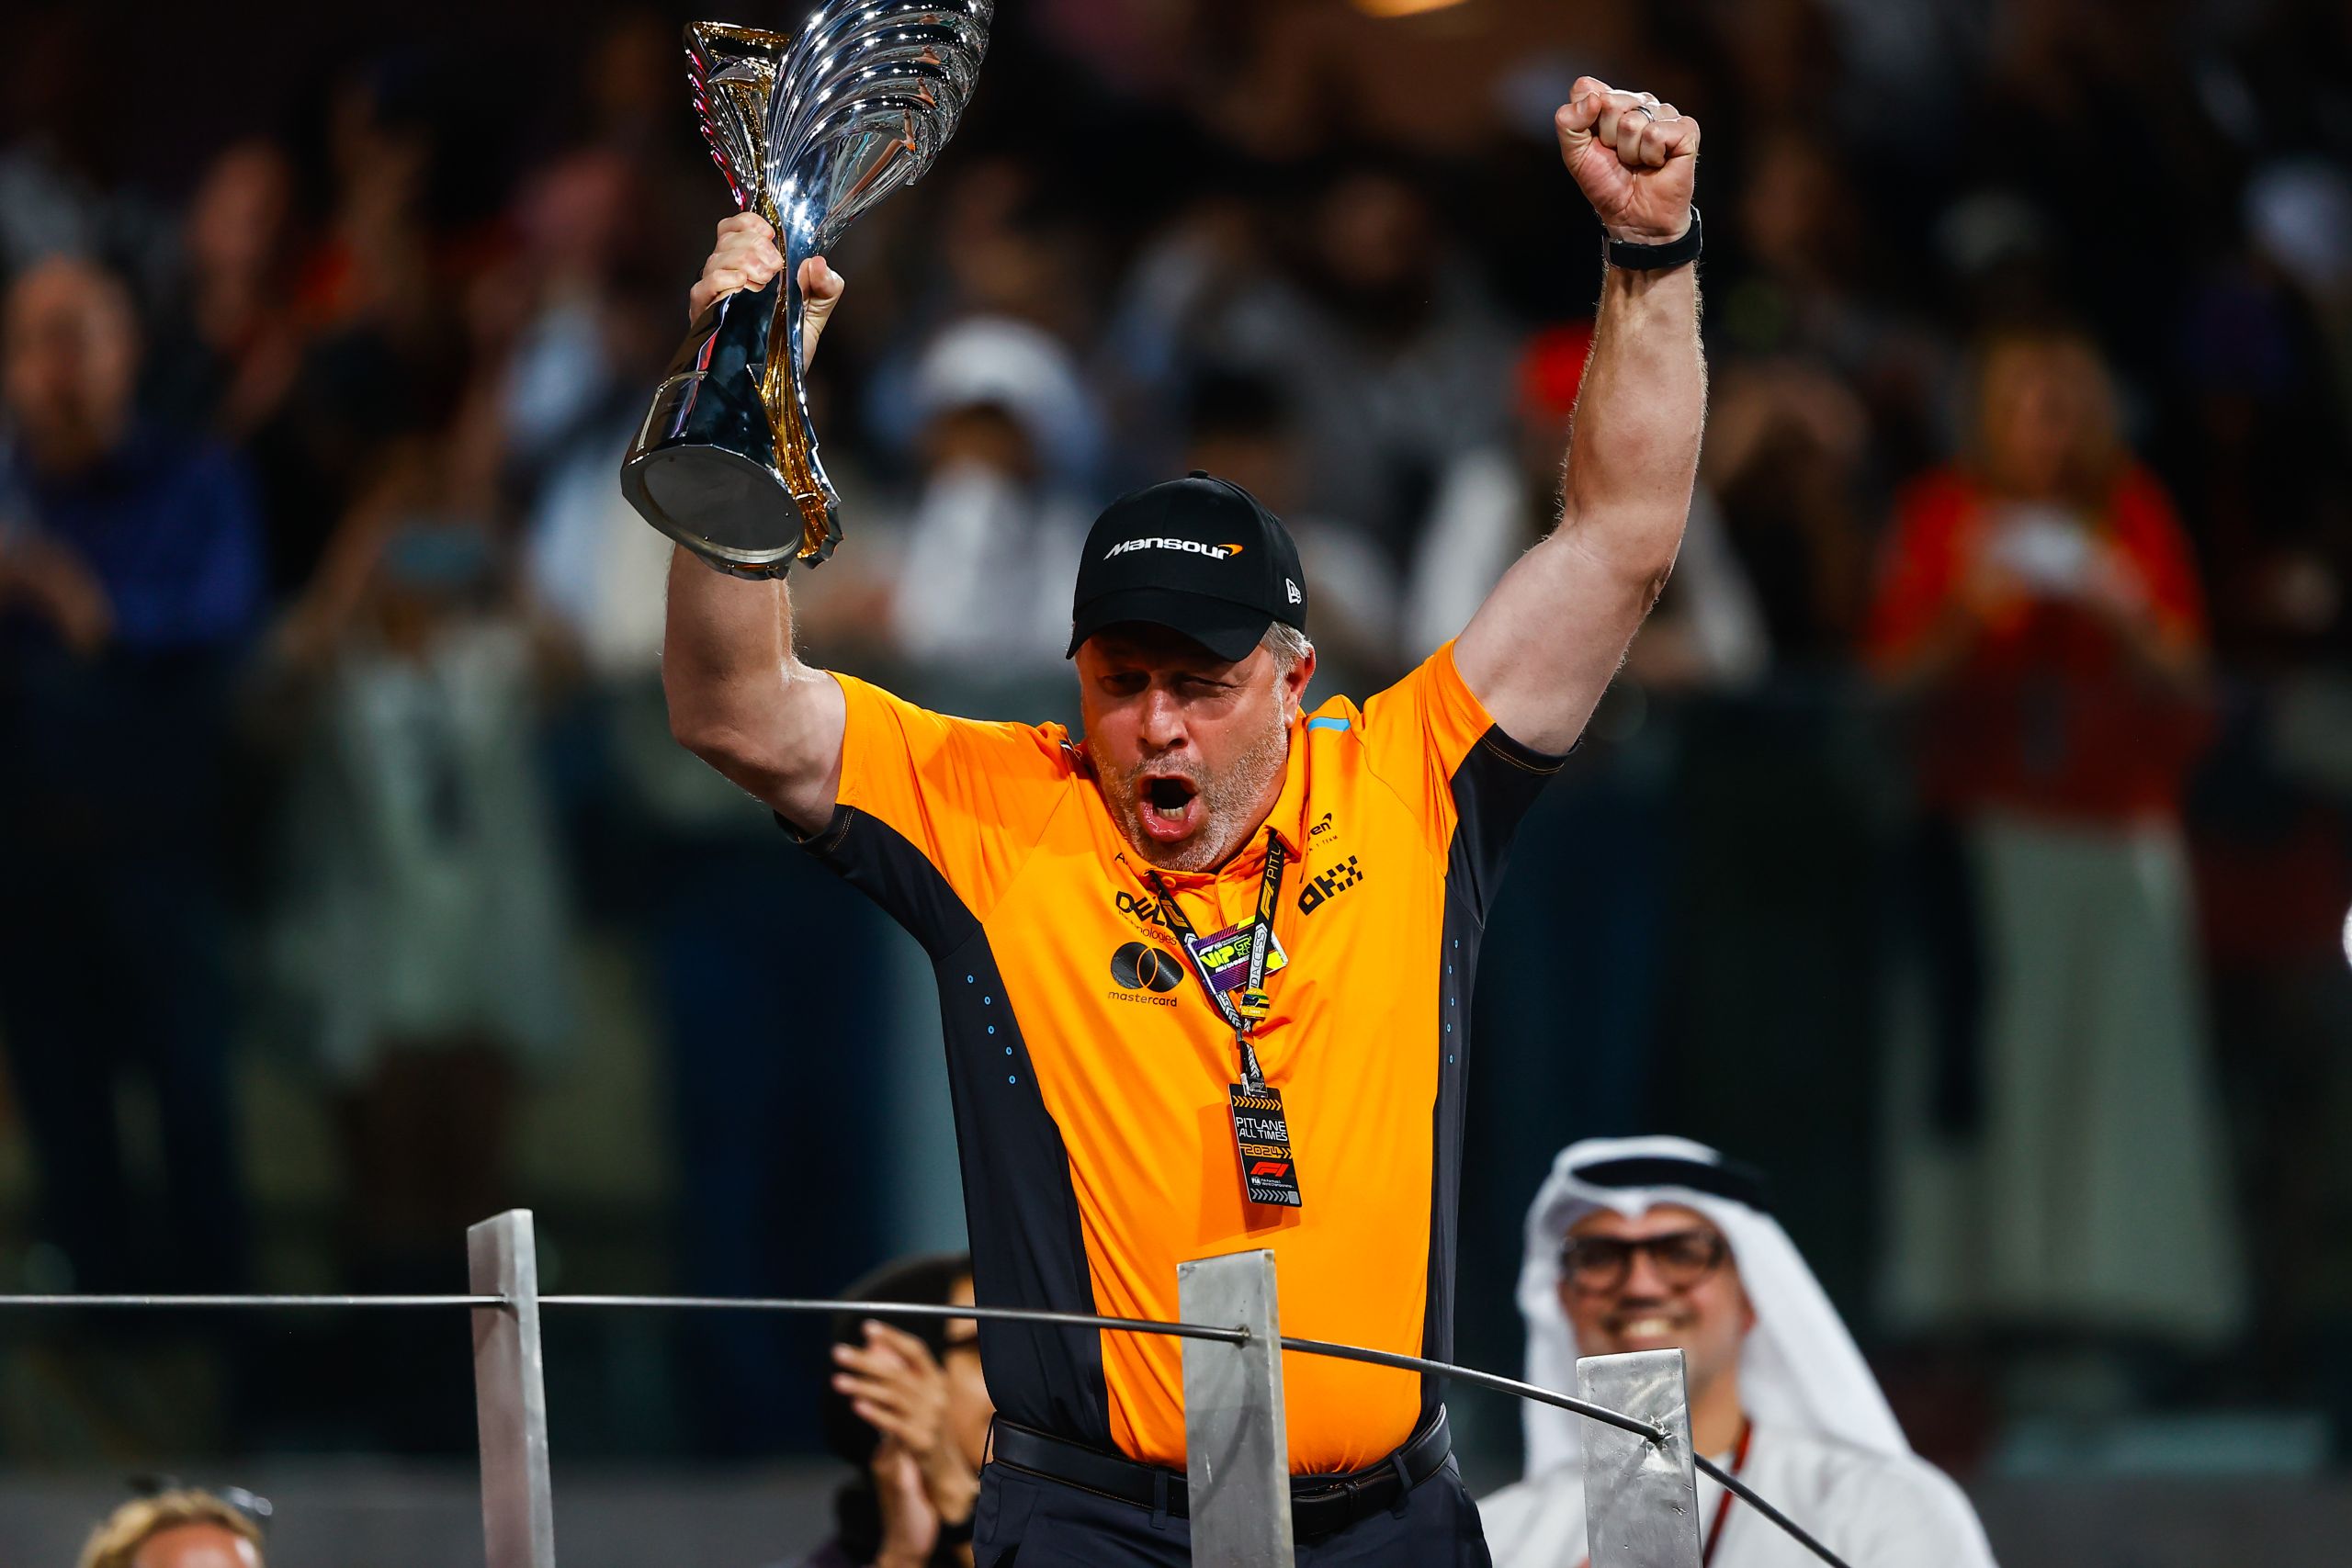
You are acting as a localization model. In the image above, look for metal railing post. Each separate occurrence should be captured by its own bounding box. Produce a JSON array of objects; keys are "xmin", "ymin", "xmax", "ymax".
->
[
  {"xmin": 1577, "ymin": 1349, "xmax": 1702, "ymax": 1568},
  {"xmin": 1179, "ymin": 1249, "xmax": 1295, "ymax": 1566},
  {"xmin": 470, "ymin": 1210, "xmax": 557, "ymax": 1568}
]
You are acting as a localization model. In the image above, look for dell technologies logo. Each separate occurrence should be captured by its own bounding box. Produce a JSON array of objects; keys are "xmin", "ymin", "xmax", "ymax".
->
[{"xmin": 1104, "ymin": 537, "xmax": 1245, "ymax": 561}]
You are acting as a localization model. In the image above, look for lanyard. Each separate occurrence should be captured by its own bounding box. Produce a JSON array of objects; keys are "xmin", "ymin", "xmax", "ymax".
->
[
  {"xmin": 1146, "ymin": 829, "xmax": 1286, "ymax": 1092},
  {"xmin": 1577, "ymin": 1419, "xmax": 1751, "ymax": 1568},
  {"xmin": 1696, "ymin": 1419, "xmax": 1754, "ymax": 1568}
]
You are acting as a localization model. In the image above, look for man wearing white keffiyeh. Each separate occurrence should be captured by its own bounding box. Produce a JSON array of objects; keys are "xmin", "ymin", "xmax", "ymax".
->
[{"xmin": 1480, "ymin": 1137, "xmax": 1997, "ymax": 1568}]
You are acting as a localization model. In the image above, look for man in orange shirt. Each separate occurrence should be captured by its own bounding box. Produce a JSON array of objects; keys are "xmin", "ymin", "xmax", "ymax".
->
[{"xmin": 664, "ymin": 79, "xmax": 1705, "ymax": 1565}]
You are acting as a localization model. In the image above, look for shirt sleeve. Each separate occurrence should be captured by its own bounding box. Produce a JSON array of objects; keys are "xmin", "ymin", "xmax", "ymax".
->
[
  {"xmin": 1838, "ymin": 1455, "xmax": 2001, "ymax": 1568},
  {"xmin": 1358, "ymin": 640, "xmax": 1566, "ymax": 917},
  {"xmin": 793, "ymin": 672, "xmax": 1072, "ymax": 953}
]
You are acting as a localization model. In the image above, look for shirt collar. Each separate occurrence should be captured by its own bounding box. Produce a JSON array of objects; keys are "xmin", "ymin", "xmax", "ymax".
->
[{"xmin": 1253, "ymin": 716, "xmax": 1312, "ymax": 863}]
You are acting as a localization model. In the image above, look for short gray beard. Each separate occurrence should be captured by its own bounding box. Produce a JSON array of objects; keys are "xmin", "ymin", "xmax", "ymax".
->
[{"xmin": 1108, "ymin": 707, "xmax": 1292, "ymax": 872}]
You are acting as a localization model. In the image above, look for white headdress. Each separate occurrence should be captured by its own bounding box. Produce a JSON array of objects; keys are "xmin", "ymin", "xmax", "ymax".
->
[{"xmin": 1519, "ymin": 1135, "xmax": 1908, "ymax": 1477}]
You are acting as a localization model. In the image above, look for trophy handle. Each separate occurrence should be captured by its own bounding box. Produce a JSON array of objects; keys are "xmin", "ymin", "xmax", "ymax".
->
[{"xmin": 767, "ymin": 230, "xmax": 843, "ymax": 563}]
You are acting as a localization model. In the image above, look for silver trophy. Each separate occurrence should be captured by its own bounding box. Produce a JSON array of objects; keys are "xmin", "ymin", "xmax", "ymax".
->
[{"xmin": 620, "ymin": 5, "xmax": 992, "ymax": 576}]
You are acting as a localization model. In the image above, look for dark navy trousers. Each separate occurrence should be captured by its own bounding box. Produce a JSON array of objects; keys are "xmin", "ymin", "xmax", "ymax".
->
[{"xmin": 974, "ymin": 1457, "xmax": 1493, "ymax": 1567}]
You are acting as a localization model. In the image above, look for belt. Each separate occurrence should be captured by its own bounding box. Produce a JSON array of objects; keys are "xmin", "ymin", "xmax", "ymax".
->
[{"xmin": 988, "ymin": 1406, "xmax": 1453, "ymax": 1541}]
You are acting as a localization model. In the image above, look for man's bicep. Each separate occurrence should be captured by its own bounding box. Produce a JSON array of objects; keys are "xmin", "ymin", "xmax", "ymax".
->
[
  {"xmin": 763, "ymin": 668, "xmax": 850, "ymax": 836},
  {"xmin": 1453, "ymin": 523, "xmax": 1668, "ymax": 755}
]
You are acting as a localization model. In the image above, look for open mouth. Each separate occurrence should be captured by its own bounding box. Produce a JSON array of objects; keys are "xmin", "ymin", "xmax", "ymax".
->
[{"xmin": 1138, "ymin": 774, "xmax": 1202, "ymax": 840}]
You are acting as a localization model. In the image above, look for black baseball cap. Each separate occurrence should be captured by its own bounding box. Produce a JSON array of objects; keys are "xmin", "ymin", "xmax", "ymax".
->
[{"xmin": 1067, "ymin": 472, "xmax": 1308, "ymax": 661}]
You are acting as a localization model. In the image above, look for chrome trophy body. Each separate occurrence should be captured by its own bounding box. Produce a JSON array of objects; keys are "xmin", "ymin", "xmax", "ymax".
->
[{"xmin": 621, "ymin": 6, "xmax": 991, "ymax": 577}]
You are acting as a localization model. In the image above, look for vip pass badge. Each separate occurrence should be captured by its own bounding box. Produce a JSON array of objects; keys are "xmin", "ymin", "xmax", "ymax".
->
[{"xmin": 1148, "ymin": 832, "xmax": 1304, "ymax": 1209}]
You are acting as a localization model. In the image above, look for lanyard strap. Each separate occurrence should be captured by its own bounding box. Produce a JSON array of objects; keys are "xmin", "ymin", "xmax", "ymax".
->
[
  {"xmin": 1696, "ymin": 1419, "xmax": 1753, "ymax": 1568},
  {"xmin": 1146, "ymin": 830, "xmax": 1287, "ymax": 1091}
]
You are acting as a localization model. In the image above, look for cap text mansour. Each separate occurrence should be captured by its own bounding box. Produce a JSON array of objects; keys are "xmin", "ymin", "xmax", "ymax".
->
[{"xmin": 1102, "ymin": 537, "xmax": 1246, "ymax": 561}]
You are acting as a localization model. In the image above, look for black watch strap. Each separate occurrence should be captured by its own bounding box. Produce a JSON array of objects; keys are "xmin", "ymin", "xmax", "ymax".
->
[
  {"xmin": 1606, "ymin": 207, "xmax": 1702, "ymax": 272},
  {"xmin": 936, "ymin": 1511, "xmax": 976, "ymax": 1548}
]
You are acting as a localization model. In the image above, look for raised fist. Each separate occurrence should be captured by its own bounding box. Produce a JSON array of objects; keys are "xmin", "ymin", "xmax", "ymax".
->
[{"xmin": 1555, "ymin": 77, "xmax": 1701, "ymax": 245}]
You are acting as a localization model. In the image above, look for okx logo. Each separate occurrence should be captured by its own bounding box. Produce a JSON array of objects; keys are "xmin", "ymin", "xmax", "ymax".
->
[
  {"xmin": 1296, "ymin": 854, "xmax": 1366, "ymax": 915},
  {"xmin": 1110, "ymin": 941, "xmax": 1183, "ymax": 992}
]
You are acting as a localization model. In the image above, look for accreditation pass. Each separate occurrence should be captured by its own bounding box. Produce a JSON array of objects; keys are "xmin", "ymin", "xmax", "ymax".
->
[{"xmin": 1228, "ymin": 1083, "xmax": 1304, "ymax": 1208}]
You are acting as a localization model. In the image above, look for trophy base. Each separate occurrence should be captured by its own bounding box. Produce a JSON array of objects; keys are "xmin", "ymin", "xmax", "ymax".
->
[{"xmin": 622, "ymin": 443, "xmax": 826, "ymax": 581}]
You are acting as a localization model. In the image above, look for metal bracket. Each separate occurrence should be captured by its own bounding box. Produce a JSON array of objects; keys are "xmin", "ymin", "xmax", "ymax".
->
[
  {"xmin": 470, "ymin": 1210, "xmax": 557, "ymax": 1568},
  {"xmin": 1178, "ymin": 1250, "xmax": 1295, "ymax": 1566},
  {"xmin": 1578, "ymin": 1349, "xmax": 1702, "ymax": 1568}
]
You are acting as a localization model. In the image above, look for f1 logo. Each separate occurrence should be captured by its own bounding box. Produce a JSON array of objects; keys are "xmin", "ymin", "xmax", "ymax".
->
[{"xmin": 1250, "ymin": 1160, "xmax": 1291, "ymax": 1178}]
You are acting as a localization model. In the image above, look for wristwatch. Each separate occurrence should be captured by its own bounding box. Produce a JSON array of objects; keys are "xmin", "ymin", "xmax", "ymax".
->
[{"xmin": 1606, "ymin": 208, "xmax": 1702, "ymax": 272}]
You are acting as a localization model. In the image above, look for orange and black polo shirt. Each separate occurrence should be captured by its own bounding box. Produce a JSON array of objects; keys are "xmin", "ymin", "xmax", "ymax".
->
[{"xmin": 792, "ymin": 642, "xmax": 1562, "ymax": 1472}]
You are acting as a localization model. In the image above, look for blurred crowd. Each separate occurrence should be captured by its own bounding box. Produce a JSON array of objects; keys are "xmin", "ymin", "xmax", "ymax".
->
[{"xmin": 3, "ymin": 0, "xmax": 2351, "ymax": 1472}]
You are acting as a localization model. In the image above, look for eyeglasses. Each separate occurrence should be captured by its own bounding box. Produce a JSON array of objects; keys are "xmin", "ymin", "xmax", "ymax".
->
[{"xmin": 1558, "ymin": 1229, "xmax": 1729, "ymax": 1294}]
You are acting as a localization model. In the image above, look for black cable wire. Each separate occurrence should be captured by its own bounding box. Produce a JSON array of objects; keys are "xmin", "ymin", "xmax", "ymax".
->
[
  {"xmin": 1276, "ymin": 1335, "xmax": 1668, "ymax": 1444},
  {"xmin": 0, "ymin": 1294, "xmax": 503, "ymax": 1309},
  {"xmin": 1694, "ymin": 1452, "xmax": 1856, "ymax": 1568},
  {"xmin": 541, "ymin": 1293, "xmax": 1250, "ymax": 1346},
  {"xmin": 0, "ymin": 1288, "xmax": 1855, "ymax": 1565}
]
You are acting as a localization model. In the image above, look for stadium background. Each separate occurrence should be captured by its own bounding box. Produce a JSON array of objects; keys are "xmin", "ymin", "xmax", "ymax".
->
[{"xmin": 2, "ymin": 0, "xmax": 2349, "ymax": 1562}]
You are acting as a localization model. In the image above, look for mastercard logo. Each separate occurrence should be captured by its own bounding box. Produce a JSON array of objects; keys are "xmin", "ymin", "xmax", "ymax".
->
[{"xmin": 1110, "ymin": 942, "xmax": 1183, "ymax": 993}]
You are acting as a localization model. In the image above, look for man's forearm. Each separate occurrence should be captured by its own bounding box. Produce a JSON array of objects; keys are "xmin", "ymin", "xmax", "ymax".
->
[
  {"xmin": 662, "ymin": 542, "xmax": 848, "ymax": 815},
  {"xmin": 1559, "ymin": 259, "xmax": 1705, "ymax": 589},
  {"xmin": 663, "ymin": 544, "xmax": 793, "ymax": 737},
  {"xmin": 1450, "ymin": 252, "xmax": 1705, "ymax": 752}
]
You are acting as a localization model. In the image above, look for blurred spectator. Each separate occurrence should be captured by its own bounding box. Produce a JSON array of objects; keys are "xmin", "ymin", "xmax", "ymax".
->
[
  {"xmin": 144, "ymin": 141, "xmax": 303, "ymax": 446},
  {"xmin": 0, "ymin": 254, "xmax": 262, "ymax": 1294},
  {"xmin": 251, "ymin": 63, "xmax": 472, "ymax": 602},
  {"xmin": 76, "ymin": 1487, "xmax": 264, "ymax": 1568},
  {"xmin": 1700, "ymin": 355, "xmax": 1871, "ymax": 669},
  {"xmin": 258, "ymin": 391, "xmax": 567, "ymax": 1449},
  {"xmin": 1720, "ymin": 128, "xmax": 1949, "ymax": 494},
  {"xmin": 1867, "ymin": 323, "xmax": 2243, "ymax": 1345},
  {"xmin": 2175, "ymin": 160, "xmax": 2352, "ymax": 664},
  {"xmin": 796, "ymin": 1252, "xmax": 990, "ymax": 1568},
  {"xmin": 266, "ymin": 405, "xmax": 569, "ymax": 1293},
  {"xmin": 878, "ymin": 317, "xmax": 1097, "ymax": 677},
  {"xmin": 1119, "ymin": 156, "xmax": 1517, "ymax": 591},
  {"xmin": 495, "ymin": 148, "xmax": 668, "ymax": 491},
  {"xmin": 0, "ymin": 13, "xmax": 175, "ymax": 299}
]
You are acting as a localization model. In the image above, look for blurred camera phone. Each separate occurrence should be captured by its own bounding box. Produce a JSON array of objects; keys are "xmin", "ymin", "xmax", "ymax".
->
[{"xmin": 1986, "ymin": 504, "xmax": 2094, "ymax": 594}]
